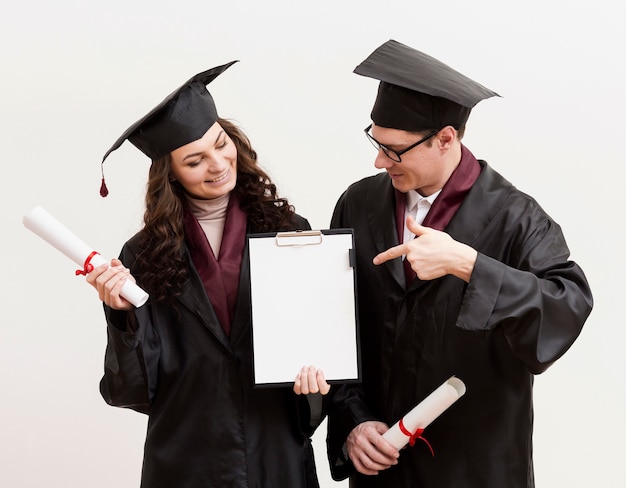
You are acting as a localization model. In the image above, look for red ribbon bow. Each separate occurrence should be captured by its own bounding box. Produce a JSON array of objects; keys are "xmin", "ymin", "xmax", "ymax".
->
[
  {"xmin": 75, "ymin": 251, "xmax": 100, "ymax": 276},
  {"xmin": 399, "ymin": 418, "xmax": 434, "ymax": 456}
]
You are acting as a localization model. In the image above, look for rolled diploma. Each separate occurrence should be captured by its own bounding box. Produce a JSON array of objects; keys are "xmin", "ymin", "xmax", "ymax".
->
[
  {"xmin": 382, "ymin": 376, "xmax": 466, "ymax": 449},
  {"xmin": 23, "ymin": 206, "xmax": 149, "ymax": 308}
]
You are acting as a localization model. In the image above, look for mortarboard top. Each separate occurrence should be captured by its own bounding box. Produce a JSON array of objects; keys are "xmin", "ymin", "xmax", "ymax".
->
[
  {"xmin": 354, "ymin": 40, "xmax": 499, "ymax": 131},
  {"xmin": 99, "ymin": 60, "xmax": 238, "ymax": 196},
  {"xmin": 102, "ymin": 60, "xmax": 238, "ymax": 163}
]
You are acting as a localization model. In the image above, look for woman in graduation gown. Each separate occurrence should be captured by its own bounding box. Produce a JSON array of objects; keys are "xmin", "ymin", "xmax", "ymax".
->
[{"xmin": 87, "ymin": 61, "xmax": 328, "ymax": 488}]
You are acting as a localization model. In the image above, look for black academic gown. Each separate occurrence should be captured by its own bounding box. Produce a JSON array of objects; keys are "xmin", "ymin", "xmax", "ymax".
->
[
  {"xmin": 100, "ymin": 214, "xmax": 322, "ymax": 488},
  {"xmin": 327, "ymin": 162, "xmax": 593, "ymax": 488}
]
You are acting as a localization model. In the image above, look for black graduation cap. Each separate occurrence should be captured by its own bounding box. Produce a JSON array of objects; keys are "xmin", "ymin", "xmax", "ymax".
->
[
  {"xmin": 99, "ymin": 60, "xmax": 238, "ymax": 196},
  {"xmin": 354, "ymin": 40, "xmax": 499, "ymax": 131}
]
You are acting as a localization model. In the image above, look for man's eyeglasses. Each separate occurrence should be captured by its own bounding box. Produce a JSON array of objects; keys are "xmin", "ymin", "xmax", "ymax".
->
[{"xmin": 364, "ymin": 124, "xmax": 440, "ymax": 163}]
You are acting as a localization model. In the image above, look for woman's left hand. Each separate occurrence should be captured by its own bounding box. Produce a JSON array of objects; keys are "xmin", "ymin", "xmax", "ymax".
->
[{"xmin": 293, "ymin": 365, "xmax": 330, "ymax": 395}]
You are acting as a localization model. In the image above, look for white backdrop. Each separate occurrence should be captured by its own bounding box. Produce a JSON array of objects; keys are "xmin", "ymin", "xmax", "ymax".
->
[{"xmin": 2, "ymin": 1, "xmax": 624, "ymax": 486}]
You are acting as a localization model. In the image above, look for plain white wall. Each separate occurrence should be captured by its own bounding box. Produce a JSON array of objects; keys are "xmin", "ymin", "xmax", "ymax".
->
[{"xmin": 2, "ymin": 1, "xmax": 624, "ymax": 486}]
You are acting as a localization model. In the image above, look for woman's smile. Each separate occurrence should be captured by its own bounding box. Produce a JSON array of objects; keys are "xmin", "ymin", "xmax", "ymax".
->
[{"xmin": 206, "ymin": 169, "xmax": 231, "ymax": 184}]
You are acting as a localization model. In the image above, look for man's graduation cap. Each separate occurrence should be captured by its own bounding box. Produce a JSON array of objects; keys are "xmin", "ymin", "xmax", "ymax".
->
[
  {"xmin": 354, "ymin": 40, "xmax": 499, "ymax": 131},
  {"xmin": 99, "ymin": 60, "xmax": 238, "ymax": 196}
]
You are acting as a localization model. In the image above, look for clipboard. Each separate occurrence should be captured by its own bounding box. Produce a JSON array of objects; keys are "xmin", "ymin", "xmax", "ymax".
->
[{"xmin": 247, "ymin": 228, "xmax": 360, "ymax": 386}]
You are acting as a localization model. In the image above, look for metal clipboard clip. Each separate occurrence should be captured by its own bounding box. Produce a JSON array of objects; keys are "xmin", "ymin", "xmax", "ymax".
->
[{"xmin": 275, "ymin": 230, "xmax": 323, "ymax": 247}]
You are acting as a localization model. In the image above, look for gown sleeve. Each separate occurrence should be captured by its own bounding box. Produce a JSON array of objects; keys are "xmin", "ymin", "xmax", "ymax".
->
[
  {"xmin": 325, "ymin": 191, "xmax": 377, "ymax": 480},
  {"xmin": 457, "ymin": 216, "xmax": 593, "ymax": 374},
  {"xmin": 99, "ymin": 243, "xmax": 161, "ymax": 415}
]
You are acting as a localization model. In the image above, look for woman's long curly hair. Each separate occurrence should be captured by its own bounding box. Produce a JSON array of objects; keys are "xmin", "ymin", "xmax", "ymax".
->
[{"xmin": 133, "ymin": 118, "xmax": 296, "ymax": 301}]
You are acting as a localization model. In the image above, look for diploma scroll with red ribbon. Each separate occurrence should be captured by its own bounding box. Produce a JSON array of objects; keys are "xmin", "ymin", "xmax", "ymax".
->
[
  {"xmin": 382, "ymin": 376, "xmax": 466, "ymax": 453},
  {"xmin": 23, "ymin": 206, "xmax": 149, "ymax": 308}
]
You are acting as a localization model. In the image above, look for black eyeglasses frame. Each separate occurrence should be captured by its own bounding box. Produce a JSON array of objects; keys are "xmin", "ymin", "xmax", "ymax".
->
[{"xmin": 364, "ymin": 124, "xmax": 441, "ymax": 163}]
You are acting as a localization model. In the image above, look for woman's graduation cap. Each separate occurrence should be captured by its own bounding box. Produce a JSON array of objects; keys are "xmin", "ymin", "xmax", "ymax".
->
[
  {"xmin": 354, "ymin": 40, "xmax": 499, "ymax": 131},
  {"xmin": 99, "ymin": 60, "xmax": 238, "ymax": 196}
]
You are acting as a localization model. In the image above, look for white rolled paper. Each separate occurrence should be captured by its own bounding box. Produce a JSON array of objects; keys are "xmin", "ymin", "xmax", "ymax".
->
[
  {"xmin": 382, "ymin": 376, "xmax": 466, "ymax": 450},
  {"xmin": 23, "ymin": 206, "xmax": 149, "ymax": 308}
]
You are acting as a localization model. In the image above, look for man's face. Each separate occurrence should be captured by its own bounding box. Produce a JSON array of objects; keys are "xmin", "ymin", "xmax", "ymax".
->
[{"xmin": 370, "ymin": 124, "xmax": 445, "ymax": 196}]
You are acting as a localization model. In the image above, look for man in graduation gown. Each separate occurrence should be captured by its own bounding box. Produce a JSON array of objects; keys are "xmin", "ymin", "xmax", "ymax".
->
[{"xmin": 326, "ymin": 40, "xmax": 593, "ymax": 487}]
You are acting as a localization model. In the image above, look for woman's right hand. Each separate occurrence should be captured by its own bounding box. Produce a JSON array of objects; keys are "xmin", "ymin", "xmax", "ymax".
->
[{"xmin": 85, "ymin": 258, "xmax": 135, "ymax": 311}]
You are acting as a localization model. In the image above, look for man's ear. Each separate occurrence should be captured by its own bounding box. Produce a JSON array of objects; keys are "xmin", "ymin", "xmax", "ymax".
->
[{"xmin": 437, "ymin": 126, "xmax": 457, "ymax": 149}]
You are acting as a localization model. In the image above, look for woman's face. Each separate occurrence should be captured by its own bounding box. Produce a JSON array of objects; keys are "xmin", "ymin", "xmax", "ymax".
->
[{"xmin": 169, "ymin": 121, "xmax": 237, "ymax": 199}]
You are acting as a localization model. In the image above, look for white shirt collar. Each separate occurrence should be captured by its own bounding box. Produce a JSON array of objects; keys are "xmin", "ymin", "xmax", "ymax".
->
[
  {"xmin": 406, "ymin": 189, "xmax": 441, "ymax": 213},
  {"xmin": 402, "ymin": 189, "xmax": 442, "ymax": 246}
]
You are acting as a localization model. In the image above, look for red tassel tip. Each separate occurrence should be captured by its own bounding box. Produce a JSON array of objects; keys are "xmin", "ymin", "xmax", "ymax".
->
[{"xmin": 100, "ymin": 178, "xmax": 109, "ymax": 197}]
